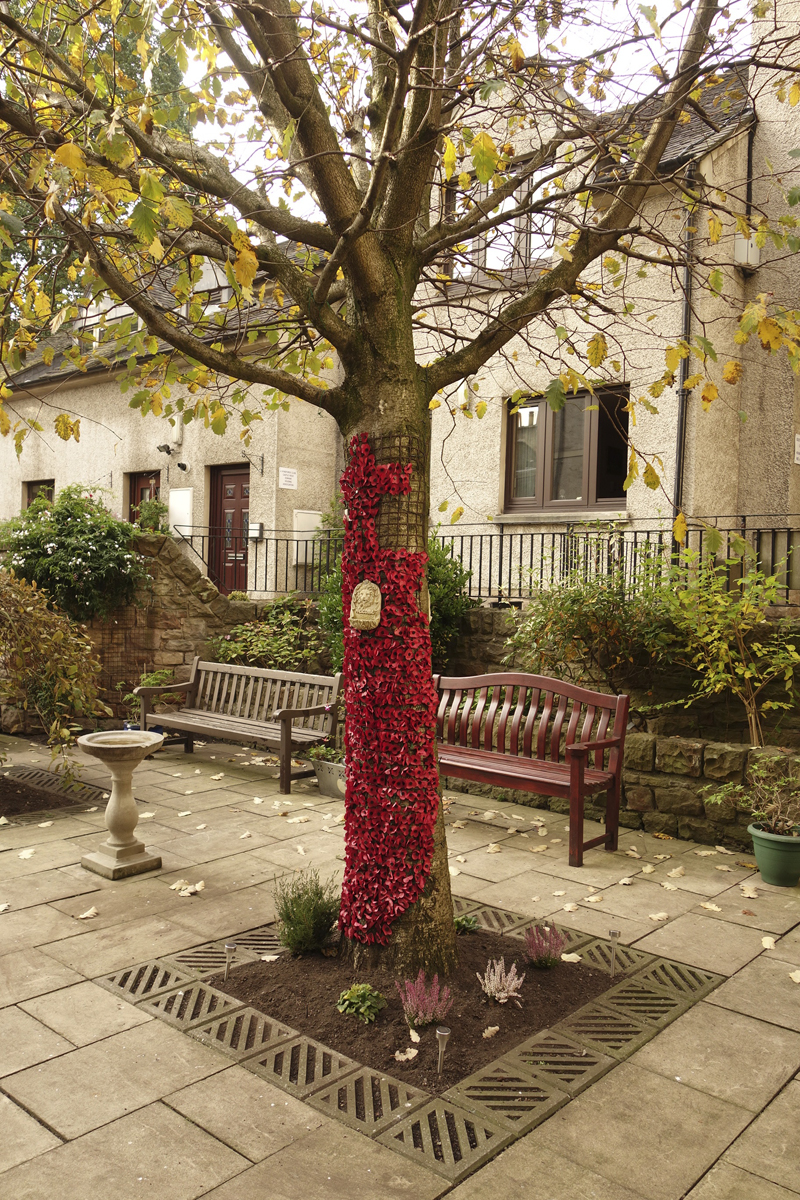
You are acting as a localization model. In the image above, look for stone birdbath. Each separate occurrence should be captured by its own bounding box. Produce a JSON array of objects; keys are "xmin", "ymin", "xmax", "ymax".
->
[{"xmin": 77, "ymin": 730, "xmax": 164, "ymax": 879}]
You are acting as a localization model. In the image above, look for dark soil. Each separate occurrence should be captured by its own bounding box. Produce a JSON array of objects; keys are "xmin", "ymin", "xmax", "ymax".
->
[
  {"xmin": 0, "ymin": 773, "xmax": 99, "ymax": 819},
  {"xmin": 211, "ymin": 930, "xmax": 613, "ymax": 1095}
]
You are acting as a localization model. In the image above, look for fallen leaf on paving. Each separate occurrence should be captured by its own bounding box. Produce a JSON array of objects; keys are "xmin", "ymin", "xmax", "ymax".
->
[
  {"xmin": 240, "ymin": 831, "xmax": 252, "ymax": 839},
  {"xmin": 762, "ymin": 936, "xmax": 776, "ymax": 949},
  {"xmin": 737, "ymin": 860, "xmax": 758, "ymax": 870},
  {"xmin": 85, "ymin": 807, "xmax": 98, "ymax": 813},
  {"xmin": 563, "ymin": 902, "xmax": 578, "ymax": 912},
  {"xmin": 195, "ymin": 769, "xmax": 202, "ymax": 774},
  {"xmin": 450, "ymin": 820, "xmax": 466, "ymax": 829},
  {"xmin": 448, "ymin": 866, "xmax": 461, "ymax": 876},
  {"xmin": 553, "ymin": 890, "xmax": 567, "ymax": 896},
  {"xmin": 78, "ymin": 906, "xmax": 99, "ymax": 919},
  {"xmin": 196, "ymin": 824, "xmax": 207, "ymax": 830},
  {"xmin": 626, "ymin": 849, "xmax": 642, "ymax": 859},
  {"xmin": 700, "ymin": 902, "xmax": 722, "ymax": 912},
  {"xmin": 184, "ymin": 791, "xmax": 194, "ymax": 796},
  {"xmin": 334, "ymin": 814, "xmax": 345, "ymax": 824},
  {"xmin": 715, "ymin": 865, "xmax": 734, "ymax": 872},
  {"xmin": 550, "ymin": 838, "xmax": 562, "ymax": 844},
  {"xmin": 482, "ymin": 810, "xmax": 498, "ymax": 819},
  {"xmin": 297, "ymin": 846, "xmax": 306, "ymax": 856},
  {"xmin": 529, "ymin": 845, "xmax": 547, "ymax": 853},
  {"xmin": 38, "ymin": 821, "xmax": 53, "ymax": 828},
  {"xmin": 790, "ymin": 971, "xmax": 800, "ymax": 984},
  {"xmin": 139, "ymin": 812, "xmax": 155, "ymax": 820},
  {"xmin": 178, "ymin": 882, "xmax": 205, "ymax": 896},
  {"xmin": 695, "ymin": 850, "xmax": 716, "ymax": 857},
  {"xmin": 169, "ymin": 879, "xmax": 191, "ymax": 890},
  {"xmin": 538, "ymin": 828, "xmax": 548, "ymax": 837},
  {"xmin": 741, "ymin": 909, "xmax": 757, "ymax": 916},
  {"xmin": 319, "ymin": 813, "xmax": 332, "ymax": 820},
  {"xmin": 18, "ymin": 849, "xmax": 34, "ymax": 859},
  {"xmin": 509, "ymin": 814, "xmax": 525, "ymax": 822},
  {"xmin": 482, "ymin": 1026, "xmax": 500, "ymax": 1039},
  {"xmin": 661, "ymin": 882, "xmax": 678, "ymax": 891},
  {"xmin": 641, "ymin": 864, "xmax": 655, "ymax": 874},
  {"xmin": 261, "ymin": 955, "xmax": 279, "ymax": 962},
  {"xmin": 561, "ymin": 952, "xmax": 582, "ymax": 963},
  {"xmin": 618, "ymin": 877, "xmax": 634, "ymax": 886},
  {"xmin": 409, "ymin": 1029, "xmax": 421, "ymax": 1043},
  {"xmin": 740, "ymin": 885, "xmax": 759, "ymax": 899},
  {"xmin": 584, "ymin": 895, "xmax": 603, "ymax": 904},
  {"xmin": 0, "ymin": 816, "xmax": 8, "ymax": 825},
  {"xmin": 178, "ymin": 811, "xmax": 192, "ymax": 817},
  {"xmin": 210, "ymin": 773, "xmax": 225, "ymax": 781},
  {"xmin": 394, "ymin": 1048, "xmax": 418, "ymax": 1062},
  {"xmin": 667, "ymin": 866, "xmax": 685, "ymax": 878},
  {"xmin": 172, "ymin": 773, "xmax": 183, "ymax": 777},
  {"xmin": 649, "ymin": 912, "xmax": 669, "ymax": 922},
  {"xmin": 287, "ymin": 816, "xmax": 310, "ymax": 824},
  {"xmin": 652, "ymin": 854, "xmax": 672, "ymax": 861},
  {"xmin": 456, "ymin": 855, "xmax": 467, "ymax": 863},
  {"xmin": 652, "ymin": 831, "xmax": 674, "ymax": 840},
  {"xmin": 102, "ymin": 793, "xmax": 109, "ymax": 800},
  {"xmin": 0, "ymin": 903, "xmax": 10, "ymax": 912},
  {"xmin": 487, "ymin": 843, "xmax": 502, "ymax": 853},
  {"xmin": 715, "ymin": 846, "xmax": 734, "ymax": 854},
  {"xmin": 530, "ymin": 896, "xmax": 540, "ymax": 902}
]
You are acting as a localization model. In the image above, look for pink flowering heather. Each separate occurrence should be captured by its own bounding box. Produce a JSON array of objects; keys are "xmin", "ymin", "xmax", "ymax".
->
[
  {"xmin": 523, "ymin": 924, "xmax": 566, "ymax": 968},
  {"xmin": 395, "ymin": 969, "xmax": 453, "ymax": 1028}
]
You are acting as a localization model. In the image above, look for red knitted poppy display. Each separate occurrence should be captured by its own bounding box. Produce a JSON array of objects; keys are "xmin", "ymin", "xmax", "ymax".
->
[{"xmin": 338, "ymin": 433, "xmax": 440, "ymax": 944}]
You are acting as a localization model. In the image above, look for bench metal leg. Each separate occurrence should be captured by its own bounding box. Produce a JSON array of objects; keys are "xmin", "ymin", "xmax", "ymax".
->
[
  {"xmin": 279, "ymin": 719, "xmax": 292, "ymax": 794},
  {"xmin": 184, "ymin": 737, "xmax": 194, "ymax": 754}
]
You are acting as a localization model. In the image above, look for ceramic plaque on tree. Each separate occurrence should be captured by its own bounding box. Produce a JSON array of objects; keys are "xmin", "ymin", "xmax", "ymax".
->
[{"xmin": 350, "ymin": 580, "xmax": 382, "ymax": 630}]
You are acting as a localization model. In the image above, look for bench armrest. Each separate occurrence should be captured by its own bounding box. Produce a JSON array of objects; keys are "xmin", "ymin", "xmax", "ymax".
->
[
  {"xmin": 566, "ymin": 736, "xmax": 623, "ymax": 758},
  {"xmin": 273, "ymin": 704, "xmax": 333, "ymax": 721},
  {"xmin": 133, "ymin": 682, "xmax": 193, "ymax": 698}
]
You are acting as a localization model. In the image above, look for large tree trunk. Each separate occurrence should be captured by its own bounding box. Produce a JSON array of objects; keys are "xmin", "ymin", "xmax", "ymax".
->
[{"xmin": 336, "ymin": 360, "xmax": 457, "ymax": 978}]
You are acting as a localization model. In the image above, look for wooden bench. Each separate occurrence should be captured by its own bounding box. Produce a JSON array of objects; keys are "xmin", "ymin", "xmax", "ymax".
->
[
  {"xmin": 134, "ymin": 657, "xmax": 341, "ymax": 793},
  {"xmin": 433, "ymin": 672, "xmax": 629, "ymax": 867}
]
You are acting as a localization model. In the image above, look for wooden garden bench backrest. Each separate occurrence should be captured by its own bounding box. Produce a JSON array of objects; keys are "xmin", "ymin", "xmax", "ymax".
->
[
  {"xmin": 189, "ymin": 660, "xmax": 340, "ymax": 734},
  {"xmin": 433, "ymin": 671, "xmax": 626, "ymax": 771}
]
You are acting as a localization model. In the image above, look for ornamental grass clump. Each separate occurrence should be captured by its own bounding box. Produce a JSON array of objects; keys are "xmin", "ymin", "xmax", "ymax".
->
[
  {"xmin": 273, "ymin": 869, "xmax": 340, "ymax": 953},
  {"xmin": 395, "ymin": 969, "xmax": 453, "ymax": 1029},
  {"xmin": 523, "ymin": 924, "xmax": 566, "ymax": 968},
  {"xmin": 477, "ymin": 958, "xmax": 525, "ymax": 1006}
]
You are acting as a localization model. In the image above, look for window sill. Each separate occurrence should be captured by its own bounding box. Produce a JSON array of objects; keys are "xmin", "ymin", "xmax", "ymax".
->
[{"xmin": 492, "ymin": 509, "xmax": 629, "ymax": 526}]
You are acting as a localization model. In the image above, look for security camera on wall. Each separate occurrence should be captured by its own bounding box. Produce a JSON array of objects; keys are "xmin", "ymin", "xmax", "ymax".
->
[{"xmin": 177, "ymin": 462, "xmax": 190, "ymax": 472}]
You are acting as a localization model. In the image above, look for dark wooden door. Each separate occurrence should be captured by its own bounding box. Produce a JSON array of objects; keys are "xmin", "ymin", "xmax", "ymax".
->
[
  {"xmin": 210, "ymin": 466, "xmax": 250, "ymax": 594},
  {"xmin": 129, "ymin": 471, "xmax": 161, "ymax": 524}
]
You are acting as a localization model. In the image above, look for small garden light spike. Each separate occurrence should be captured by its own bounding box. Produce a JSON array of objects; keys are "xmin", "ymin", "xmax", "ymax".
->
[
  {"xmin": 609, "ymin": 930, "xmax": 621, "ymax": 978},
  {"xmin": 224, "ymin": 943, "xmax": 236, "ymax": 982},
  {"xmin": 436, "ymin": 1026, "xmax": 451, "ymax": 1074}
]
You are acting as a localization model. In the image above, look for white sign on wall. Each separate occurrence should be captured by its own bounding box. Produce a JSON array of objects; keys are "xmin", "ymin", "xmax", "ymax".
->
[
  {"xmin": 278, "ymin": 467, "xmax": 298, "ymax": 490},
  {"xmin": 794, "ymin": 434, "xmax": 800, "ymax": 466},
  {"xmin": 168, "ymin": 487, "xmax": 193, "ymax": 535}
]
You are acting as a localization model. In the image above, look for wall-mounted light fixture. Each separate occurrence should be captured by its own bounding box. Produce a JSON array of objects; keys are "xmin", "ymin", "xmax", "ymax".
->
[{"xmin": 156, "ymin": 444, "xmax": 173, "ymax": 455}]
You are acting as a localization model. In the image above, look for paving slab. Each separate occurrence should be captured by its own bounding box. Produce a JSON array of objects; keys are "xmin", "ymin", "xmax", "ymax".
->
[
  {"xmin": 629, "ymin": 1002, "xmax": 800, "ymax": 1111},
  {"xmin": 0, "ymin": 1101, "xmax": 248, "ymax": 1200},
  {"xmin": 0, "ymin": 902, "xmax": 84, "ymax": 956},
  {"xmin": 0, "ymin": 816, "xmax": 99, "ymax": 849},
  {"xmin": 38, "ymin": 913, "xmax": 204, "ymax": 977},
  {"xmin": 724, "ymin": 1081, "xmax": 800, "ymax": 1192},
  {"xmin": 0, "ymin": 946, "xmax": 84, "ymax": 1008},
  {"xmin": 519, "ymin": 848, "xmax": 661, "ymax": 888},
  {"xmin": 0, "ymin": 865, "xmax": 101, "ymax": 911},
  {"xmin": 19, "ymin": 980, "xmax": 154, "ymax": 1046},
  {"xmin": 529, "ymin": 1061, "xmax": 751, "ymax": 1200},
  {"xmin": 164, "ymin": 1063, "xmax": 329, "ymax": 1162},
  {"xmin": 461, "ymin": 871, "xmax": 589, "ymax": 916},
  {"xmin": 633, "ymin": 913, "xmax": 768, "ymax": 975},
  {"xmin": 47, "ymin": 876, "xmax": 185, "ymax": 928},
  {"xmin": 0, "ymin": 1005, "xmax": 74, "ymax": 1076},
  {"xmin": 590, "ymin": 878, "xmax": 702, "ymax": 921},
  {"xmin": 199, "ymin": 1120, "xmax": 447, "ymax": 1200},
  {"xmin": 690, "ymin": 882, "xmax": 800, "ymax": 935},
  {"xmin": 3, "ymin": 1016, "xmax": 227, "ymax": 1138},
  {"xmin": 446, "ymin": 1141, "xmax": 649, "ymax": 1200},
  {"xmin": 0, "ymin": 1093, "xmax": 62, "ymax": 1173},
  {"xmin": 633, "ymin": 854, "xmax": 757, "ymax": 898},
  {"xmin": 706, "ymin": 956, "xmax": 800, "ymax": 1032},
  {"xmin": 159, "ymin": 850, "xmax": 284, "ymax": 895},
  {"xmin": 0, "ymin": 840, "xmax": 83, "ymax": 878},
  {"xmin": 556, "ymin": 906, "xmax": 653, "ymax": 945},
  {"xmin": 154, "ymin": 824, "xmax": 278, "ymax": 864},
  {"xmin": 684, "ymin": 1162, "xmax": 800, "ymax": 1199},
  {"xmin": 765, "ymin": 925, "xmax": 800, "ymax": 966},
  {"xmin": 167, "ymin": 883, "xmax": 276, "ymax": 940}
]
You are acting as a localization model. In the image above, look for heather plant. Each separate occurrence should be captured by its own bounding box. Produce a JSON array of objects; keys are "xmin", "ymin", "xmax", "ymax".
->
[
  {"xmin": 395, "ymin": 969, "xmax": 453, "ymax": 1029},
  {"xmin": 273, "ymin": 869, "xmax": 340, "ymax": 954},
  {"xmin": 477, "ymin": 958, "xmax": 525, "ymax": 1006},
  {"xmin": 336, "ymin": 983, "xmax": 387, "ymax": 1025},
  {"xmin": 523, "ymin": 924, "xmax": 566, "ymax": 969}
]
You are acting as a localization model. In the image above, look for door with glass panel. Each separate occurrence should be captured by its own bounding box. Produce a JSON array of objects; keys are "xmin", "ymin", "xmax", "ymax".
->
[{"xmin": 210, "ymin": 466, "xmax": 250, "ymax": 594}]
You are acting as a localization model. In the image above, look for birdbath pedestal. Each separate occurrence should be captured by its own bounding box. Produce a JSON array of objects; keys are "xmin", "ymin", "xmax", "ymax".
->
[{"xmin": 77, "ymin": 730, "xmax": 164, "ymax": 880}]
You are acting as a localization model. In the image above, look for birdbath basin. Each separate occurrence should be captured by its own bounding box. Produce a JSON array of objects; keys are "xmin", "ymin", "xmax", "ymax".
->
[{"xmin": 77, "ymin": 730, "xmax": 164, "ymax": 880}]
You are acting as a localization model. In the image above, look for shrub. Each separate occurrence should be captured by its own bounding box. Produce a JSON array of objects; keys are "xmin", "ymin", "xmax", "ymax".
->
[
  {"xmin": 0, "ymin": 570, "xmax": 112, "ymax": 768},
  {"xmin": 227, "ymin": 589, "xmax": 250, "ymax": 602},
  {"xmin": 6, "ymin": 485, "xmax": 148, "ymax": 620},
  {"xmin": 133, "ymin": 495, "xmax": 170, "ymax": 533},
  {"xmin": 702, "ymin": 755, "xmax": 800, "ymax": 836},
  {"xmin": 477, "ymin": 957, "xmax": 525, "ymax": 1005},
  {"xmin": 206, "ymin": 596, "xmax": 325, "ymax": 672},
  {"xmin": 317, "ymin": 558, "xmax": 344, "ymax": 672},
  {"xmin": 454, "ymin": 913, "xmax": 479, "ymax": 935},
  {"xmin": 273, "ymin": 869, "xmax": 340, "ymax": 953},
  {"xmin": 336, "ymin": 982, "xmax": 387, "ymax": 1024},
  {"xmin": 395, "ymin": 969, "xmax": 453, "ymax": 1028},
  {"xmin": 523, "ymin": 924, "xmax": 566, "ymax": 968},
  {"xmin": 119, "ymin": 669, "xmax": 183, "ymax": 719}
]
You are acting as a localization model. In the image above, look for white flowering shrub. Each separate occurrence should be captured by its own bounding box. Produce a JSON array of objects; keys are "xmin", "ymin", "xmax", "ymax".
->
[
  {"xmin": 7, "ymin": 486, "xmax": 148, "ymax": 620},
  {"xmin": 476, "ymin": 958, "xmax": 526, "ymax": 1005}
]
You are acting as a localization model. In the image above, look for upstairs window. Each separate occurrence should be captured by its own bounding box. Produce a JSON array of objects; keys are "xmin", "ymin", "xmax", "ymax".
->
[
  {"xmin": 25, "ymin": 479, "xmax": 54, "ymax": 507},
  {"xmin": 504, "ymin": 387, "xmax": 629, "ymax": 512}
]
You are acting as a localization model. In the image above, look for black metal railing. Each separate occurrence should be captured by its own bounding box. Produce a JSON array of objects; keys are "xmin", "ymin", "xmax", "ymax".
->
[{"xmin": 173, "ymin": 518, "xmax": 800, "ymax": 605}]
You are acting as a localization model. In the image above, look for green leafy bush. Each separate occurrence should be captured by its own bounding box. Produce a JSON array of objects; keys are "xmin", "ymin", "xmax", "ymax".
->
[
  {"xmin": 274, "ymin": 869, "xmax": 340, "ymax": 953},
  {"xmin": 133, "ymin": 495, "xmax": 170, "ymax": 533},
  {"xmin": 0, "ymin": 570, "xmax": 112, "ymax": 768},
  {"xmin": 206, "ymin": 596, "xmax": 325, "ymax": 672},
  {"xmin": 119, "ymin": 669, "xmax": 183, "ymax": 718},
  {"xmin": 703, "ymin": 755, "xmax": 800, "ymax": 836},
  {"xmin": 317, "ymin": 558, "xmax": 344, "ymax": 672},
  {"xmin": 6, "ymin": 485, "xmax": 148, "ymax": 620},
  {"xmin": 454, "ymin": 913, "xmax": 479, "ymax": 935},
  {"xmin": 336, "ymin": 983, "xmax": 387, "ymax": 1024}
]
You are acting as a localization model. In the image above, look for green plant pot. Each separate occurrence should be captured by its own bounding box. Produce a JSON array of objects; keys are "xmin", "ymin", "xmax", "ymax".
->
[{"xmin": 748, "ymin": 823, "xmax": 800, "ymax": 888}]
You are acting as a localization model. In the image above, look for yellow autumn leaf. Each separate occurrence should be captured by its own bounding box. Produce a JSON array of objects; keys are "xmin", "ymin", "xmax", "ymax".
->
[
  {"xmin": 33, "ymin": 292, "xmax": 51, "ymax": 319},
  {"xmin": 54, "ymin": 413, "xmax": 79, "ymax": 441},
  {"xmin": 554, "ymin": 243, "xmax": 573, "ymax": 262},
  {"xmin": 429, "ymin": 398, "xmax": 441, "ymax": 410},
  {"xmin": 757, "ymin": 317, "xmax": 782, "ymax": 350},
  {"xmin": 450, "ymin": 506, "xmax": 464, "ymax": 524},
  {"xmin": 643, "ymin": 462, "xmax": 660, "ymax": 489},
  {"xmin": 509, "ymin": 39, "xmax": 525, "ymax": 72},
  {"xmin": 587, "ymin": 333, "xmax": 608, "ymax": 367},
  {"xmin": 54, "ymin": 143, "xmax": 87, "ymax": 175},
  {"xmin": 442, "ymin": 136, "xmax": 456, "ymax": 181},
  {"xmin": 475, "ymin": 400, "xmax": 487, "ymax": 419},
  {"xmin": 701, "ymin": 381, "xmax": 719, "ymax": 410},
  {"xmin": 708, "ymin": 214, "xmax": 723, "ymax": 244},
  {"xmin": 234, "ymin": 245, "xmax": 258, "ymax": 295},
  {"xmin": 0, "ymin": 404, "xmax": 10, "ymax": 436},
  {"xmin": 148, "ymin": 236, "xmax": 164, "ymax": 262},
  {"xmin": 791, "ymin": 82, "xmax": 800, "ymax": 107},
  {"xmin": 673, "ymin": 511, "xmax": 688, "ymax": 545},
  {"xmin": 43, "ymin": 181, "xmax": 60, "ymax": 221},
  {"xmin": 722, "ymin": 360, "xmax": 743, "ymax": 384},
  {"xmin": 665, "ymin": 344, "xmax": 687, "ymax": 373}
]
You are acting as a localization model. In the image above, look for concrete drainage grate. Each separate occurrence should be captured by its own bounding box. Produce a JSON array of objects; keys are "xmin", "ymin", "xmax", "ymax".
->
[
  {"xmin": 307, "ymin": 1069, "xmax": 430, "ymax": 1136},
  {"xmin": 96, "ymin": 961, "xmax": 195, "ymax": 1003},
  {"xmin": 593, "ymin": 979, "xmax": 692, "ymax": 1029},
  {"xmin": 242, "ymin": 1036, "xmax": 357, "ymax": 1098},
  {"xmin": 377, "ymin": 1098, "xmax": 512, "ymax": 1183},
  {"xmin": 637, "ymin": 958, "xmax": 724, "ymax": 1000},
  {"xmin": 161, "ymin": 942, "xmax": 261, "ymax": 978},
  {"xmin": 444, "ymin": 1060, "xmax": 568, "ymax": 1134},
  {"xmin": 505, "ymin": 919, "xmax": 591, "ymax": 951},
  {"xmin": 138, "ymin": 982, "xmax": 245, "ymax": 1028},
  {"xmin": 576, "ymin": 939, "xmax": 654, "ymax": 976},
  {"xmin": 554, "ymin": 1002, "xmax": 655, "ymax": 1059},
  {"xmin": 452, "ymin": 896, "xmax": 480, "ymax": 917},
  {"xmin": 232, "ymin": 925, "xmax": 284, "ymax": 956},
  {"xmin": 469, "ymin": 905, "xmax": 526, "ymax": 934},
  {"xmin": 190, "ymin": 1008, "xmax": 297, "ymax": 1059},
  {"xmin": 501, "ymin": 1029, "xmax": 615, "ymax": 1096}
]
